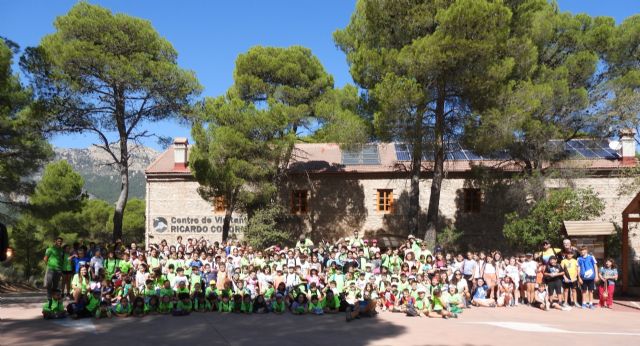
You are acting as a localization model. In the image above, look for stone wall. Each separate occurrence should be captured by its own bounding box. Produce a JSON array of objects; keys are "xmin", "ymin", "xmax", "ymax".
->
[
  {"xmin": 285, "ymin": 174, "xmax": 638, "ymax": 252},
  {"xmin": 146, "ymin": 178, "xmax": 247, "ymax": 246},
  {"xmin": 146, "ymin": 174, "xmax": 639, "ymax": 260}
]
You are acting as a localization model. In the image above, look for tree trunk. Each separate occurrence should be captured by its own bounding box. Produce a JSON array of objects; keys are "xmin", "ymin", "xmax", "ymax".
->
[
  {"xmin": 112, "ymin": 87, "xmax": 128, "ymax": 242},
  {"xmin": 222, "ymin": 207, "xmax": 232, "ymax": 242},
  {"xmin": 408, "ymin": 120, "xmax": 423, "ymax": 237},
  {"xmin": 424, "ymin": 89, "xmax": 446, "ymax": 247},
  {"xmin": 113, "ymin": 152, "xmax": 129, "ymax": 242},
  {"xmin": 222, "ymin": 189, "xmax": 239, "ymax": 242}
]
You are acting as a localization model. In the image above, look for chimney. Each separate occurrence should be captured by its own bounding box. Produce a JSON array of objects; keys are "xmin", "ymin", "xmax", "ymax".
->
[
  {"xmin": 620, "ymin": 128, "xmax": 636, "ymax": 166},
  {"xmin": 173, "ymin": 137, "xmax": 188, "ymax": 170}
]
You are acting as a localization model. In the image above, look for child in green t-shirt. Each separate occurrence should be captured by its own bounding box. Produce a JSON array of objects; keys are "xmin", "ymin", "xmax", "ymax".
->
[
  {"xmin": 191, "ymin": 283, "xmax": 206, "ymax": 312},
  {"xmin": 113, "ymin": 297, "xmax": 132, "ymax": 317},
  {"xmin": 218, "ymin": 294, "xmax": 233, "ymax": 313},
  {"xmin": 158, "ymin": 295, "xmax": 173, "ymax": 314},
  {"xmin": 95, "ymin": 301, "xmax": 113, "ymax": 319},
  {"xmin": 42, "ymin": 289, "xmax": 66, "ymax": 319},
  {"xmin": 308, "ymin": 295, "xmax": 323, "ymax": 315},
  {"xmin": 291, "ymin": 293, "xmax": 308, "ymax": 315},
  {"xmin": 145, "ymin": 295, "xmax": 159, "ymax": 314},
  {"xmin": 430, "ymin": 288, "xmax": 456, "ymax": 319},
  {"xmin": 322, "ymin": 290, "xmax": 340, "ymax": 313},
  {"xmin": 131, "ymin": 297, "xmax": 146, "ymax": 317},
  {"xmin": 271, "ymin": 294, "xmax": 286, "ymax": 314},
  {"xmin": 240, "ymin": 295, "xmax": 253, "ymax": 314},
  {"xmin": 173, "ymin": 293, "xmax": 192, "ymax": 316}
]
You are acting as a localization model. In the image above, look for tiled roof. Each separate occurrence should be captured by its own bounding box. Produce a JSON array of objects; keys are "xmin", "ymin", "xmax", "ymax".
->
[{"xmin": 146, "ymin": 142, "xmax": 633, "ymax": 176}]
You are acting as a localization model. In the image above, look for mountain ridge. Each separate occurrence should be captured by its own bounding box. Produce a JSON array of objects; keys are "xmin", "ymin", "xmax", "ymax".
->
[{"xmin": 52, "ymin": 145, "xmax": 160, "ymax": 203}]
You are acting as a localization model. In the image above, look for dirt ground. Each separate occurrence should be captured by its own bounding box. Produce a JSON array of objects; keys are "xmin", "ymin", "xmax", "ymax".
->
[{"xmin": 1, "ymin": 292, "xmax": 639, "ymax": 346}]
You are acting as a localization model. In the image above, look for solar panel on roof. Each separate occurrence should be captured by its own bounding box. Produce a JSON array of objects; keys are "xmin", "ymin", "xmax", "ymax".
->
[
  {"xmin": 342, "ymin": 144, "xmax": 380, "ymax": 165},
  {"xmin": 393, "ymin": 139, "xmax": 620, "ymax": 162}
]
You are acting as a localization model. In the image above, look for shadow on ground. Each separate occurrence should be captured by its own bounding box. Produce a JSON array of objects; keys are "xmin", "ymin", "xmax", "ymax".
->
[{"xmin": 0, "ymin": 312, "xmax": 407, "ymax": 346}]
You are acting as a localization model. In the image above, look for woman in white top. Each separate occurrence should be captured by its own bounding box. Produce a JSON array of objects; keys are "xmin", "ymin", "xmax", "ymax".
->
[{"xmin": 482, "ymin": 256, "xmax": 497, "ymax": 300}]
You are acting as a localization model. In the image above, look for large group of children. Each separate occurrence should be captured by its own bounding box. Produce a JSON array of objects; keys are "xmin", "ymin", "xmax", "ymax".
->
[{"xmin": 41, "ymin": 232, "xmax": 619, "ymax": 322}]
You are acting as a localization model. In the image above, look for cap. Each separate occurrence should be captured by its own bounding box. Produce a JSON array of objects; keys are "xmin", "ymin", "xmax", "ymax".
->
[
  {"xmin": 408, "ymin": 234, "xmax": 415, "ymax": 239},
  {"xmin": 364, "ymin": 239, "xmax": 369, "ymax": 243},
  {"xmin": 417, "ymin": 288, "xmax": 426, "ymax": 294},
  {"xmin": 209, "ymin": 280, "xmax": 216, "ymax": 285},
  {"xmin": 526, "ymin": 253, "xmax": 533, "ymax": 257}
]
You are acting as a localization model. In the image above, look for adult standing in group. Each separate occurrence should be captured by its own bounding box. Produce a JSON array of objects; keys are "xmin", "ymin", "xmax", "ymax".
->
[
  {"xmin": 43, "ymin": 237, "xmax": 64, "ymax": 300},
  {"xmin": 538, "ymin": 240, "xmax": 562, "ymax": 264},
  {"xmin": 561, "ymin": 238, "xmax": 579, "ymax": 259}
]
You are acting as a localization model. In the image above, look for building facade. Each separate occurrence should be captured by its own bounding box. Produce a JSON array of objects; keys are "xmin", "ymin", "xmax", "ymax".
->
[{"xmin": 145, "ymin": 135, "xmax": 640, "ymax": 273}]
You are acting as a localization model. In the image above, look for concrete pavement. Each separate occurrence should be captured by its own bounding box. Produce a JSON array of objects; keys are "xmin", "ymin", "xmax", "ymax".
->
[{"xmin": 1, "ymin": 292, "xmax": 639, "ymax": 346}]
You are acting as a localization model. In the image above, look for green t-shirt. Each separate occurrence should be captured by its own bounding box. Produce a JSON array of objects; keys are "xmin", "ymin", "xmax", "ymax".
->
[
  {"xmin": 62, "ymin": 253, "xmax": 72, "ymax": 272},
  {"xmin": 42, "ymin": 298, "xmax": 65, "ymax": 313},
  {"xmin": 158, "ymin": 301, "xmax": 173, "ymax": 314},
  {"xmin": 321, "ymin": 296, "xmax": 340, "ymax": 310},
  {"xmin": 309, "ymin": 301, "xmax": 323, "ymax": 312},
  {"xmin": 160, "ymin": 288, "xmax": 174, "ymax": 298},
  {"xmin": 45, "ymin": 246, "xmax": 63, "ymax": 271},
  {"xmin": 104, "ymin": 258, "xmax": 120, "ymax": 277},
  {"xmin": 86, "ymin": 295, "xmax": 100, "ymax": 312},
  {"xmin": 271, "ymin": 300, "xmax": 286, "ymax": 313},
  {"xmin": 240, "ymin": 302, "xmax": 253, "ymax": 313},
  {"xmin": 72, "ymin": 274, "xmax": 89, "ymax": 294},
  {"xmin": 263, "ymin": 287, "xmax": 275, "ymax": 299},
  {"xmin": 218, "ymin": 300, "xmax": 233, "ymax": 312},
  {"xmin": 119, "ymin": 261, "xmax": 132, "ymax": 275},
  {"xmin": 176, "ymin": 300, "xmax": 192, "ymax": 312},
  {"xmin": 205, "ymin": 286, "xmax": 219, "ymax": 297},
  {"xmin": 114, "ymin": 303, "xmax": 132, "ymax": 315}
]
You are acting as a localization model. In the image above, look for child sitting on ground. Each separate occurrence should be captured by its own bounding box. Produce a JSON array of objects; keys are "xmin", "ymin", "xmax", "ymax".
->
[
  {"xmin": 430, "ymin": 288, "xmax": 456, "ymax": 319},
  {"xmin": 532, "ymin": 283, "xmax": 564, "ymax": 311},
  {"xmin": 42, "ymin": 289, "xmax": 66, "ymax": 319},
  {"xmin": 113, "ymin": 297, "xmax": 132, "ymax": 317},
  {"xmin": 173, "ymin": 293, "xmax": 192, "ymax": 316}
]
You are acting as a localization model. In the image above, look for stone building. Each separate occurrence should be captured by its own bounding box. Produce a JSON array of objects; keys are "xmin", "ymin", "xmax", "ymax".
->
[{"xmin": 146, "ymin": 134, "xmax": 639, "ymax": 280}]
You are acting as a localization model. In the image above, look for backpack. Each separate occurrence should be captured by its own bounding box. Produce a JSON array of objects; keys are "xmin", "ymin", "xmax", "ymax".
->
[{"xmin": 406, "ymin": 302, "xmax": 419, "ymax": 317}]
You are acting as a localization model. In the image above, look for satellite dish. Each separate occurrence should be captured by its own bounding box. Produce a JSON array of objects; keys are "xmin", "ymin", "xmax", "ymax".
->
[{"xmin": 609, "ymin": 140, "xmax": 622, "ymax": 151}]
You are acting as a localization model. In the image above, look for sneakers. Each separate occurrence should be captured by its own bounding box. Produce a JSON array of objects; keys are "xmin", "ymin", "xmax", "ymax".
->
[
  {"xmin": 581, "ymin": 303, "xmax": 588, "ymax": 309},
  {"xmin": 562, "ymin": 303, "xmax": 570, "ymax": 308},
  {"xmin": 561, "ymin": 306, "xmax": 572, "ymax": 311},
  {"xmin": 589, "ymin": 303, "xmax": 596, "ymax": 310}
]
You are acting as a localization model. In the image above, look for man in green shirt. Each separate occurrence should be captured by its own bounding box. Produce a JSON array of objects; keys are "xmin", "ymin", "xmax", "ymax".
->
[{"xmin": 43, "ymin": 237, "xmax": 64, "ymax": 300}]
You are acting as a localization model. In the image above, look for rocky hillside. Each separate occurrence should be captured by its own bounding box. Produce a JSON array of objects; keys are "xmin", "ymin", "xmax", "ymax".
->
[{"xmin": 53, "ymin": 145, "xmax": 160, "ymax": 203}]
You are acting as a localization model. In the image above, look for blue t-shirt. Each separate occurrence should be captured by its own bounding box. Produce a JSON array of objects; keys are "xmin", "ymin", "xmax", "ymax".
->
[
  {"xmin": 577, "ymin": 255, "xmax": 597, "ymax": 280},
  {"xmin": 72, "ymin": 256, "xmax": 91, "ymax": 273},
  {"xmin": 599, "ymin": 267, "xmax": 617, "ymax": 285},
  {"xmin": 473, "ymin": 284, "xmax": 488, "ymax": 299}
]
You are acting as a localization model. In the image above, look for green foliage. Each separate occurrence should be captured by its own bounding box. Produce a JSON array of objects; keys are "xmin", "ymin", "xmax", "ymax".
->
[
  {"xmin": 9, "ymin": 160, "xmax": 145, "ymax": 278},
  {"xmin": 335, "ymin": 0, "xmax": 519, "ymax": 238},
  {"xmin": 190, "ymin": 91, "xmax": 276, "ymax": 241},
  {"xmin": 436, "ymin": 227, "xmax": 463, "ymax": 253},
  {"xmin": 244, "ymin": 205, "xmax": 293, "ymax": 249},
  {"xmin": 21, "ymin": 2, "xmax": 201, "ymax": 240},
  {"xmin": 606, "ymin": 15, "xmax": 640, "ymax": 135},
  {"xmin": 191, "ymin": 46, "xmax": 368, "ymax": 240},
  {"xmin": 503, "ymin": 188, "xmax": 605, "ymax": 251},
  {"xmin": 29, "ymin": 161, "xmax": 84, "ymax": 219},
  {"xmin": 107, "ymin": 198, "xmax": 145, "ymax": 244},
  {"xmin": 0, "ymin": 39, "xmax": 53, "ymax": 222}
]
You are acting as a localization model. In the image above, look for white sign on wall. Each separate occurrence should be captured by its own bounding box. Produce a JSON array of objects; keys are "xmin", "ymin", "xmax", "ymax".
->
[{"xmin": 151, "ymin": 215, "xmax": 247, "ymax": 235}]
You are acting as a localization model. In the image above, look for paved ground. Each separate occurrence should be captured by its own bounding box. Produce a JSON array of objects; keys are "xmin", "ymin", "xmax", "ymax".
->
[{"xmin": 2, "ymin": 292, "xmax": 640, "ymax": 346}]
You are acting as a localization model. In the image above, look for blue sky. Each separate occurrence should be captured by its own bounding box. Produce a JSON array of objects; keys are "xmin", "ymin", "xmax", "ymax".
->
[{"xmin": 0, "ymin": 0, "xmax": 635, "ymax": 150}]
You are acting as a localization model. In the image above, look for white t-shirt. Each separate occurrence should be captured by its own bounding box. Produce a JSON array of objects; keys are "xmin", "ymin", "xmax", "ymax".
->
[{"xmin": 522, "ymin": 261, "xmax": 537, "ymax": 277}]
